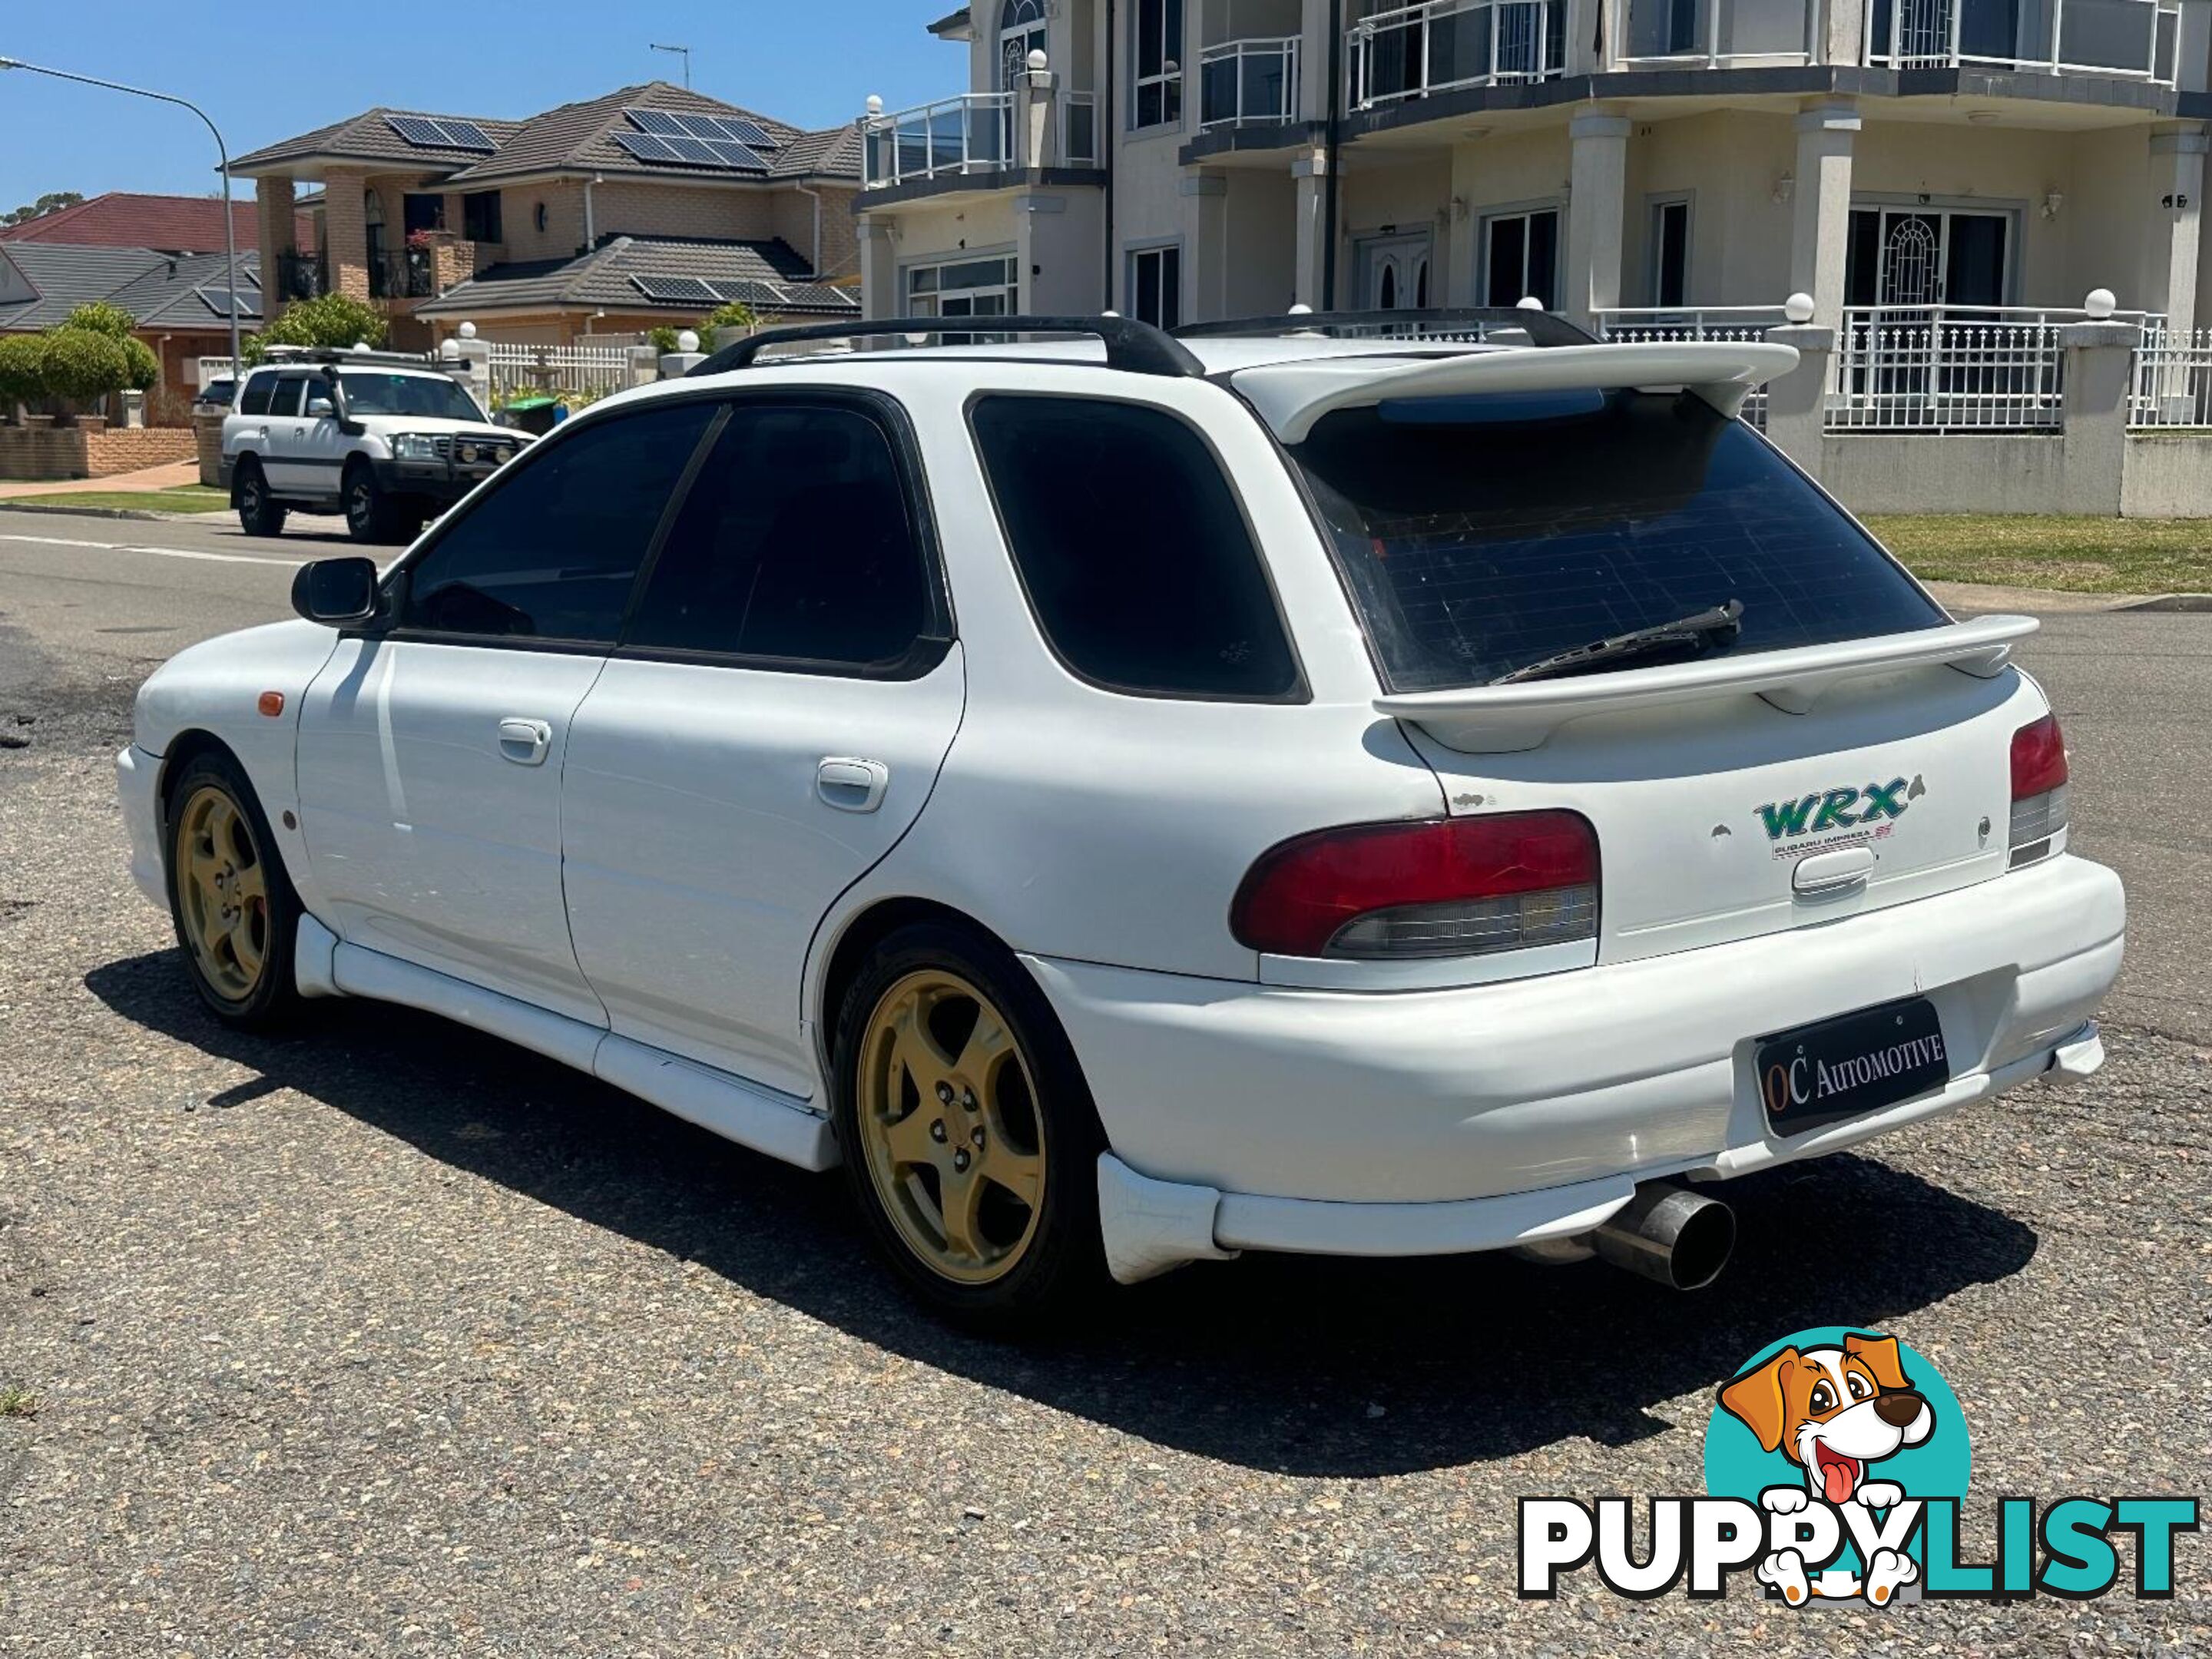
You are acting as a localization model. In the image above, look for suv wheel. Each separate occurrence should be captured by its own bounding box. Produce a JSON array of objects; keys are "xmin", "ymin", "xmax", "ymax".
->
[
  {"xmin": 343, "ymin": 462, "xmax": 414, "ymax": 545},
  {"xmin": 833, "ymin": 922, "xmax": 1109, "ymax": 1333},
  {"xmin": 234, "ymin": 461, "xmax": 286, "ymax": 538}
]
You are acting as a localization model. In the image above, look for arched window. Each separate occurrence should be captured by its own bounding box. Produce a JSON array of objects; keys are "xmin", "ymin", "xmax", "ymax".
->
[{"xmin": 1001, "ymin": 0, "xmax": 1048, "ymax": 89}]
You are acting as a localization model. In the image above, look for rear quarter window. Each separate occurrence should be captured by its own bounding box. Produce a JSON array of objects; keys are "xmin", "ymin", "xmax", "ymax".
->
[
  {"xmin": 969, "ymin": 394, "xmax": 1302, "ymax": 700},
  {"xmin": 238, "ymin": 373, "xmax": 276, "ymax": 416},
  {"xmin": 1288, "ymin": 388, "xmax": 1946, "ymax": 691}
]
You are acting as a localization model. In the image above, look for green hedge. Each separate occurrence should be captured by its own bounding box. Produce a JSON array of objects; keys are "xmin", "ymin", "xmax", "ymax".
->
[{"xmin": 245, "ymin": 293, "xmax": 389, "ymax": 363}]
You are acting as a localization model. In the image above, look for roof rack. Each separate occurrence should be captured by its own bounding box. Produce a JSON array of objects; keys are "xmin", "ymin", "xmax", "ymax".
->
[
  {"xmin": 1174, "ymin": 307, "xmax": 1596, "ymax": 348},
  {"xmin": 688, "ymin": 315, "xmax": 1204, "ymax": 379},
  {"xmin": 259, "ymin": 345, "xmax": 464, "ymax": 372}
]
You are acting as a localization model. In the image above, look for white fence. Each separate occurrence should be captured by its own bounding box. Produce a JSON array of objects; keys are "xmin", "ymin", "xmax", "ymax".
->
[
  {"xmin": 1829, "ymin": 306, "xmax": 2072, "ymax": 432},
  {"xmin": 2129, "ymin": 327, "xmax": 2212, "ymax": 427},
  {"xmin": 485, "ymin": 342, "xmax": 634, "ymax": 401}
]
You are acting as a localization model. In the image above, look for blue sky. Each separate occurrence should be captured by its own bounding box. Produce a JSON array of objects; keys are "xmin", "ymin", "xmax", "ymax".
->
[{"xmin": 0, "ymin": 3, "xmax": 960, "ymax": 212}]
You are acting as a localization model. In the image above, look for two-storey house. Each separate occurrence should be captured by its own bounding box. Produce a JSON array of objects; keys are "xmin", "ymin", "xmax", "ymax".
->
[
  {"xmin": 232, "ymin": 81, "xmax": 862, "ymax": 347},
  {"xmin": 856, "ymin": 0, "xmax": 2212, "ymax": 340}
]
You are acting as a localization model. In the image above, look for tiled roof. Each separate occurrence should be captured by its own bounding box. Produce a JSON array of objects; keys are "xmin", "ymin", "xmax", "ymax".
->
[
  {"xmin": 233, "ymin": 82, "xmax": 858, "ymax": 187},
  {"xmin": 0, "ymin": 243, "xmax": 260, "ymax": 333},
  {"xmin": 0, "ymin": 192, "xmax": 308, "ymax": 255},
  {"xmin": 413, "ymin": 234, "xmax": 859, "ymax": 319},
  {"xmin": 230, "ymin": 108, "xmax": 525, "ymax": 173}
]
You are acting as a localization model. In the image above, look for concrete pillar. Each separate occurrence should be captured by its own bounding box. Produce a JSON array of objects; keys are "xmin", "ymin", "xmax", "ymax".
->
[
  {"xmin": 255, "ymin": 177, "xmax": 296, "ymax": 311},
  {"xmin": 1760, "ymin": 323, "xmax": 1834, "ymax": 479},
  {"xmin": 858, "ymin": 217, "xmax": 898, "ymax": 321},
  {"xmin": 322, "ymin": 168, "xmax": 372, "ymax": 303},
  {"xmin": 1019, "ymin": 64, "xmax": 1055, "ymax": 169},
  {"xmin": 1181, "ymin": 172, "xmax": 1230, "ymax": 323},
  {"xmin": 2058, "ymin": 320, "xmax": 2140, "ymax": 515},
  {"xmin": 1292, "ymin": 148, "xmax": 1330, "ymax": 310},
  {"xmin": 2145, "ymin": 126, "xmax": 2207, "ymax": 337},
  {"xmin": 1565, "ymin": 108, "xmax": 1631, "ymax": 326},
  {"xmin": 1790, "ymin": 101, "xmax": 1859, "ymax": 331},
  {"xmin": 450, "ymin": 334, "xmax": 491, "ymax": 407}
]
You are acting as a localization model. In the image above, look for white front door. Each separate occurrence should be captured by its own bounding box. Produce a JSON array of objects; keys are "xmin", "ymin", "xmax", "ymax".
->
[
  {"xmin": 1358, "ymin": 233, "xmax": 1432, "ymax": 310},
  {"xmin": 295, "ymin": 396, "xmax": 724, "ymax": 1019},
  {"xmin": 560, "ymin": 394, "xmax": 963, "ymax": 1097}
]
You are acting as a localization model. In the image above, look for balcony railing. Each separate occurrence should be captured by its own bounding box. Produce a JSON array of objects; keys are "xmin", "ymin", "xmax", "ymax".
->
[
  {"xmin": 367, "ymin": 249, "xmax": 436, "ymax": 302},
  {"xmin": 862, "ymin": 88, "xmax": 1098, "ymax": 188},
  {"xmin": 1594, "ymin": 306, "xmax": 1788, "ymax": 424},
  {"xmin": 1619, "ymin": 0, "xmax": 1816, "ymax": 66},
  {"xmin": 1200, "ymin": 37, "xmax": 1303, "ymax": 129},
  {"xmin": 273, "ymin": 250, "xmax": 329, "ymax": 302},
  {"xmin": 1349, "ymin": 0, "xmax": 1567, "ymax": 108},
  {"xmin": 1863, "ymin": 0, "xmax": 2179, "ymax": 81}
]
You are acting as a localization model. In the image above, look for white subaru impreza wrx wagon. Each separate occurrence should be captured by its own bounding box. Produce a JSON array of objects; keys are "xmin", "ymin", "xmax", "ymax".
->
[{"xmin": 117, "ymin": 312, "xmax": 2123, "ymax": 1329}]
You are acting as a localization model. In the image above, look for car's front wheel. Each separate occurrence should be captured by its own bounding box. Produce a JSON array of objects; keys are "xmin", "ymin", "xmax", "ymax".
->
[
  {"xmin": 833, "ymin": 922, "xmax": 1108, "ymax": 1332},
  {"xmin": 164, "ymin": 750, "xmax": 304, "ymax": 1028},
  {"xmin": 343, "ymin": 462, "xmax": 417, "ymax": 545},
  {"xmin": 234, "ymin": 460, "xmax": 286, "ymax": 538}
]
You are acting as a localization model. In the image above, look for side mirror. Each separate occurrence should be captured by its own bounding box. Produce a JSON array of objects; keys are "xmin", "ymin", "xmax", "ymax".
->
[
  {"xmin": 290, "ymin": 556, "xmax": 381, "ymax": 628},
  {"xmin": 306, "ymin": 396, "xmax": 335, "ymax": 418}
]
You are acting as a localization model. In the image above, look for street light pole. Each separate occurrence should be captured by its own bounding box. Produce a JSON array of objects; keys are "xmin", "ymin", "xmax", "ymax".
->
[{"xmin": 0, "ymin": 57, "xmax": 243, "ymax": 374}]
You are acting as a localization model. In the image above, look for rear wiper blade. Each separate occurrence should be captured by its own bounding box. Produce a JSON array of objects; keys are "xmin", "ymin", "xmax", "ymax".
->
[{"xmin": 1490, "ymin": 599, "xmax": 1745, "ymax": 686}]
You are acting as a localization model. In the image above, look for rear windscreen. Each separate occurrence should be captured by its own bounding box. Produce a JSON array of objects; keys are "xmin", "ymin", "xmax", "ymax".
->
[{"xmin": 1287, "ymin": 389, "xmax": 1945, "ymax": 691}]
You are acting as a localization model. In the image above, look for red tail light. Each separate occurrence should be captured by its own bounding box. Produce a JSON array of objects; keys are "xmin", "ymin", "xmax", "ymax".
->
[
  {"xmin": 1230, "ymin": 810, "xmax": 1600, "ymax": 960},
  {"xmin": 2008, "ymin": 713, "xmax": 2069, "ymax": 866}
]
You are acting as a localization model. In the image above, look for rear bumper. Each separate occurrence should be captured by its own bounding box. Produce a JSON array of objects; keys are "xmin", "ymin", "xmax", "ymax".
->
[{"xmin": 1023, "ymin": 854, "xmax": 2124, "ymax": 1281}]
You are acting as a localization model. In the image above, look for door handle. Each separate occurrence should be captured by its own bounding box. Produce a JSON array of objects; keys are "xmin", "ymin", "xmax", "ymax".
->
[
  {"xmin": 498, "ymin": 717, "xmax": 553, "ymax": 766},
  {"xmin": 816, "ymin": 757, "xmax": 889, "ymax": 813}
]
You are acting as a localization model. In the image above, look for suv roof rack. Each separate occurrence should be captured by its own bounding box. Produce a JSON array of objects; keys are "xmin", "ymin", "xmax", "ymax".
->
[
  {"xmin": 688, "ymin": 315, "xmax": 1205, "ymax": 379},
  {"xmin": 1174, "ymin": 307, "xmax": 1596, "ymax": 348},
  {"xmin": 258, "ymin": 346, "xmax": 461, "ymax": 372}
]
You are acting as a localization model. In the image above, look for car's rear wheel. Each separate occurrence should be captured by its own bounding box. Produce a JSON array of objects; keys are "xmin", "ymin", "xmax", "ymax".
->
[
  {"xmin": 833, "ymin": 922, "xmax": 1108, "ymax": 1331},
  {"xmin": 343, "ymin": 462, "xmax": 415, "ymax": 545},
  {"xmin": 234, "ymin": 460, "xmax": 286, "ymax": 538},
  {"xmin": 164, "ymin": 750, "xmax": 303, "ymax": 1028}
]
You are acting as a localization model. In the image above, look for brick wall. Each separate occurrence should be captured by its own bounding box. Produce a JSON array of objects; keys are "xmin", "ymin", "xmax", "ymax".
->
[
  {"xmin": 324, "ymin": 169, "xmax": 371, "ymax": 300},
  {"xmin": 591, "ymin": 181, "xmax": 778, "ymax": 244},
  {"xmin": 192, "ymin": 411, "xmax": 225, "ymax": 488},
  {"xmin": 0, "ymin": 423, "xmax": 194, "ymax": 481},
  {"xmin": 501, "ymin": 180, "xmax": 590, "ymax": 262}
]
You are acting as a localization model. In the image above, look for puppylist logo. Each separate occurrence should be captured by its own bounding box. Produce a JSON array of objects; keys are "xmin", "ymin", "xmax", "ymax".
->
[{"xmin": 1520, "ymin": 1326, "xmax": 2198, "ymax": 1605}]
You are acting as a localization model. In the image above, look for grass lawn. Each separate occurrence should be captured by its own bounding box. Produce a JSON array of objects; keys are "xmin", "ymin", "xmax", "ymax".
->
[
  {"xmin": 0, "ymin": 483, "xmax": 232, "ymax": 516},
  {"xmin": 1867, "ymin": 514, "xmax": 2212, "ymax": 595}
]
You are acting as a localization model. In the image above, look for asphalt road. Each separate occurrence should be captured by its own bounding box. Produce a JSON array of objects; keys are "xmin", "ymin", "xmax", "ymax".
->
[{"xmin": 1, "ymin": 510, "xmax": 2206, "ymax": 1655}]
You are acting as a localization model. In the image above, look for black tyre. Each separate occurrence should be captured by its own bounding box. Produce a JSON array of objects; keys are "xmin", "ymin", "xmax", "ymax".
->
[
  {"xmin": 163, "ymin": 750, "xmax": 305, "ymax": 1029},
  {"xmin": 832, "ymin": 921, "xmax": 1108, "ymax": 1333},
  {"xmin": 343, "ymin": 461, "xmax": 413, "ymax": 545},
  {"xmin": 234, "ymin": 459, "xmax": 286, "ymax": 538}
]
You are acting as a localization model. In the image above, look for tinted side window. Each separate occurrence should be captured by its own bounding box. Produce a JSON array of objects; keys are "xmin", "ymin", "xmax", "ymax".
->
[
  {"xmin": 402, "ymin": 399, "xmax": 719, "ymax": 643},
  {"xmin": 626, "ymin": 401, "xmax": 932, "ymax": 668},
  {"xmin": 265, "ymin": 376, "xmax": 304, "ymax": 418},
  {"xmin": 239, "ymin": 373, "xmax": 276, "ymax": 416},
  {"xmin": 969, "ymin": 395, "xmax": 1299, "ymax": 699}
]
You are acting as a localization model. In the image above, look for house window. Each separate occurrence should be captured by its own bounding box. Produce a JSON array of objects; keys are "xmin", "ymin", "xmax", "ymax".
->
[
  {"xmin": 1128, "ymin": 244, "xmax": 1181, "ymax": 330},
  {"xmin": 1480, "ymin": 208, "xmax": 1558, "ymax": 309},
  {"xmin": 1650, "ymin": 198, "xmax": 1690, "ymax": 308},
  {"xmin": 1133, "ymin": 0, "xmax": 1184, "ymax": 129},
  {"xmin": 462, "ymin": 191, "xmax": 503, "ymax": 244},
  {"xmin": 402, "ymin": 192, "xmax": 445, "ymax": 235},
  {"xmin": 1000, "ymin": 0, "xmax": 1048, "ymax": 89},
  {"xmin": 906, "ymin": 253, "xmax": 1018, "ymax": 339}
]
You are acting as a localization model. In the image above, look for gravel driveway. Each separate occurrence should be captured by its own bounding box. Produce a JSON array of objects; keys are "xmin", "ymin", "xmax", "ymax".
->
[{"xmin": 1, "ymin": 525, "xmax": 2205, "ymax": 1654}]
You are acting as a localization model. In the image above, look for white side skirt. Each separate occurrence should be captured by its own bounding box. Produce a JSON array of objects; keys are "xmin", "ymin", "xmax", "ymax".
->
[{"xmin": 303, "ymin": 916, "xmax": 839, "ymax": 1172}]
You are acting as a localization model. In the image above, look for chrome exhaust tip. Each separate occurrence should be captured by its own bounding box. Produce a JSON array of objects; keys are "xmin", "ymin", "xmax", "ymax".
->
[{"xmin": 1591, "ymin": 1181, "xmax": 1736, "ymax": 1291}]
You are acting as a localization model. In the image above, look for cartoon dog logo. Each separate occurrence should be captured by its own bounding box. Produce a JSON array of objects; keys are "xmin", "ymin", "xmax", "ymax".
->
[{"xmin": 1717, "ymin": 1332, "xmax": 1935, "ymax": 1605}]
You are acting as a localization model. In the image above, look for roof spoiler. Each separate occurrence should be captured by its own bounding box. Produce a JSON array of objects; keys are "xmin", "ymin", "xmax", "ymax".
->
[
  {"xmin": 1234, "ymin": 339, "xmax": 1801, "ymax": 442},
  {"xmin": 1376, "ymin": 615, "xmax": 2038, "ymax": 754}
]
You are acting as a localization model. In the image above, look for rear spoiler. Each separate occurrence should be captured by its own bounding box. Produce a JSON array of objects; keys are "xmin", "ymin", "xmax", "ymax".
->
[
  {"xmin": 1233, "ymin": 340, "xmax": 1801, "ymax": 442},
  {"xmin": 1375, "ymin": 615, "xmax": 2038, "ymax": 754}
]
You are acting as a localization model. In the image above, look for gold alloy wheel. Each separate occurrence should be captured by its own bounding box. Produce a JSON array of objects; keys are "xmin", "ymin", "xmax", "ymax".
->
[
  {"xmin": 174, "ymin": 784, "xmax": 270, "ymax": 1002},
  {"xmin": 855, "ymin": 969, "xmax": 1047, "ymax": 1285}
]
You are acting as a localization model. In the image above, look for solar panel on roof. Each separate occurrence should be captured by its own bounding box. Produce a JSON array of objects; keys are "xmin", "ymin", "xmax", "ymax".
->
[
  {"xmin": 709, "ymin": 115, "xmax": 779, "ymax": 148},
  {"xmin": 439, "ymin": 118, "xmax": 495, "ymax": 151},
  {"xmin": 386, "ymin": 114, "xmax": 454, "ymax": 148},
  {"xmin": 612, "ymin": 131, "xmax": 684, "ymax": 164},
  {"xmin": 194, "ymin": 286, "xmax": 260, "ymax": 320},
  {"xmin": 661, "ymin": 135, "xmax": 720, "ymax": 164},
  {"xmin": 631, "ymin": 275, "xmax": 722, "ymax": 304},
  {"xmin": 700, "ymin": 138, "xmax": 769, "ymax": 171},
  {"xmin": 624, "ymin": 108, "xmax": 690, "ymax": 137}
]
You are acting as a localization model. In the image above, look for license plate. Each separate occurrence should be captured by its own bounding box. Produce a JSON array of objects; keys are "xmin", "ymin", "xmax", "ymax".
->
[{"xmin": 1756, "ymin": 995, "xmax": 1950, "ymax": 1139}]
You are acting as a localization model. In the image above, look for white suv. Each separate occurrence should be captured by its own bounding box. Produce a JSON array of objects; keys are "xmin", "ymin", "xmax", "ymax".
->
[
  {"xmin": 220, "ymin": 350, "xmax": 530, "ymax": 544},
  {"xmin": 122, "ymin": 313, "xmax": 2122, "ymax": 1330}
]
